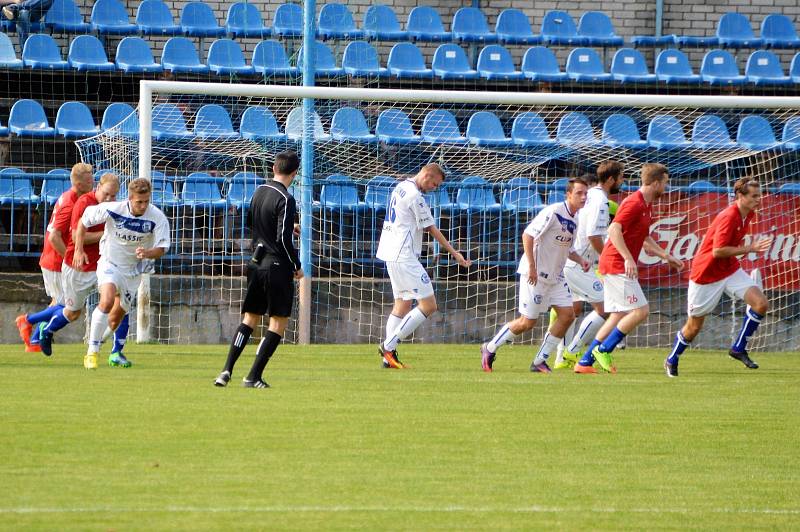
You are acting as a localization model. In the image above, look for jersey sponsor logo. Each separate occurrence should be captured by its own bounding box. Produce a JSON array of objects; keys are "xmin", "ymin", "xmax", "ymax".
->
[
  {"xmin": 420, "ymin": 272, "xmax": 430, "ymax": 284},
  {"xmin": 593, "ymin": 280, "xmax": 603, "ymax": 292},
  {"xmin": 108, "ymin": 211, "xmax": 155, "ymax": 234}
]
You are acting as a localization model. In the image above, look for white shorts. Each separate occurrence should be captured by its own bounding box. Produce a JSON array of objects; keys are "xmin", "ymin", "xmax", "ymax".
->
[
  {"xmin": 688, "ymin": 268, "xmax": 756, "ymax": 317},
  {"xmin": 386, "ymin": 260, "xmax": 434, "ymax": 301},
  {"xmin": 41, "ymin": 267, "xmax": 63, "ymax": 303},
  {"xmin": 603, "ymin": 273, "xmax": 648, "ymax": 312},
  {"xmin": 564, "ymin": 265, "xmax": 604, "ymax": 303},
  {"xmin": 96, "ymin": 259, "xmax": 141, "ymax": 312},
  {"xmin": 61, "ymin": 264, "xmax": 97, "ymax": 312},
  {"xmin": 518, "ymin": 277, "xmax": 573, "ymax": 319}
]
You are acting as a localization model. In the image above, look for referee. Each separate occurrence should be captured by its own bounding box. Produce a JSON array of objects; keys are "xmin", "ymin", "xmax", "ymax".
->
[{"xmin": 215, "ymin": 151, "xmax": 304, "ymax": 388}]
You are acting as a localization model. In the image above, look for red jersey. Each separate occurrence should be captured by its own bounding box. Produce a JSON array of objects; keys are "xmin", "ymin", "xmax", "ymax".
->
[
  {"xmin": 39, "ymin": 188, "xmax": 79, "ymax": 272},
  {"xmin": 690, "ymin": 203, "xmax": 754, "ymax": 284},
  {"xmin": 64, "ymin": 191, "xmax": 104, "ymax": 272},
  {"xmin": 599, "ymin": 190, "xmax": 653, "ymax": 275}
]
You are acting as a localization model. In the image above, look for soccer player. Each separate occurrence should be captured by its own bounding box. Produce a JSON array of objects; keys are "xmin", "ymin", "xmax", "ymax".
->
[
  {"xmin": 481, "ymin": 178, "xmax": 591, "ymax": 373},
  {"xmin": 664, "ymin": 178, "xmax": 772, "ymax": 377},
  {"xmin": 214, "ymin": 151, "xmax": 303, "ymax": 388},
  {"xmin": 15, "ymin": 162, "xmax": 93, "ymax": 352},
  {"xmin": 376, "ymin": 163, "xmax": 471, "ymax": 369},
  {"xmin": 575, "ymin": 163, "xmax": 684, "ymax": 374}
]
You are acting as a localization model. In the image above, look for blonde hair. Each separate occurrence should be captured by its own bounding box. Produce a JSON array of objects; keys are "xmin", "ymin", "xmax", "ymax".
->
[
  {"xmin": 127, "ymin": 177, "xmax": 152, "ymax": 195},
  {"xmin": 98, "ymin": 173, "xmax": 120, "ymax": 188},
  {"xmin": 70, "ymin": 162, "xmax": 92, "ymax": 184},
  {"xmin": 641, "ymin": 163, "xmax": 669, "ymax": 185},
  {"xmin": 420, "ymin": 163, "xmax": 445, "ymax": 179}
]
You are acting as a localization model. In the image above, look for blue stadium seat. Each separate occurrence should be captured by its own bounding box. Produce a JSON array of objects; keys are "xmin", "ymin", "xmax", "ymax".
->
[
  {"xmin": 467, "ymin": 111, "xmax": 512, "ymax": 146},
  {"xmin": 791, "ymin": 53, "xmax": 800, "ymax": 83},
  {"xmin": 136, "ymin": 0, "xmax": 181, "ymax": 35},
  {"xmin": 55, "ymin": 101, "xmax": 99, "ymax": 138},
  {"xmin": 495, "ymin": 9, "xmax": 541, "ymax": 45},
  {"xmin": 41, "ymin": 170, "xmax": 71, "ymax": 205},
  {"xmin": 363, "ymin": 5, "xmax": 407, "ymax": 41},
  {"xmin": 629, "ymin": 34, "xmax": 676, "ymax": 47},
  {"xmin": 320, "ymin": 174, "xmax": 365, "ymax": 212},
  {"xmin": 736, "ymin": 115, "xmax": 778, "ymax": 150},
  {"xmin": 207, "ymin": 39, "xmax": 254, "ymax": 75},
  {"xmin": 272, "ymin": 3, "xmax": 302, "ymax": 38},
  {"xmin": 22, "ymin": 34, "xmax": 68, "ymax": 69},
  {"xmin": 452, "ymin": 7, "xmax": 497, "ymax": 44},
  {"xmin": 285, "ymin": 107, "xmax": 329, "ymax": 141},
  {"xmin": 456, "ymin": 176, "xmax": 501, "ymax": 212},
  {"xmin": 0, "ymin": 172, "xmax": 37, "ymax": 205},
  {"xmin": 685, "ymin": 180, "xmax": 723, "ymax": 194},
  {"xmin": 477, "ymin": 45, "xmax": 523, "ymax": 80},
  {"xmin": 674, "ymin": 32, "xmax": 719, "ymax": 48},
  {"xmin": 252, "ymin": 40, "xmax": 298, "ymax": 76},
  {"xmin": 116, "ymin": 37, "xmax": 162, "ymax": 73},
  {"xmin": 406, "ymin": 6, "xmax": 451, "ymax": 42},
  {"xmin": 557, "ymin": 112, "xmax": 600, "ymax": 145},
  {"xmin": 541, "ymin": 10, "xmax": 587, "ymax": 46},
  {"xmin": 9, "ymin": 99, "xmax": 55, "ymax": 137},
  {"xmin": 701, "ymin": 49, "xmax": 746, "ymax": 85},
  {"xmin": 151, "ymin": 173, "xmax": 180, "ymax": 208},
  {"xmin": 376, "ymin": 108, "xmax": 420, "ymax": 144},
  {"xmin": 91, "ymin": 0, "xmax": 137, "ymax": 35},
  {"xmin": 422, "ymin": 109, "xmax": 467, "ymax": 144},
  {"xmin": 297, "ymin": 41, "xmax": 343, "ymax": 76},
  {"xmin": 331, "ymin": 107, "xmax": 377, "ymax": 143},
  {"xmin": 67, "ymin": 35, "xmax": 114, "ymax": 71},
  {"xmin": 501, "ymin": 177, "xmax": 544, "ymax": 212},
  {"xmin": 777, "ymin": 182, "xmax": 800, "ymax": 195},
  {"xmin": 180, "ymin": 2, "xmax": 225, "ymax": 38},
  {"xmin": 0, "ymin": 117, "xmax": 8, "ymax": 136},
  {"xmin": 181, "ymin": 174, "xmax": 226, "ymax": 209},
  {"xmin": 342, "ymin": 41, "xmax": 389, "ymax": 77},
  {"xmin": 602, "ymin": 114, "xmax": 646, "ymax": 148},
  {"xmin": 655, "ymin": 49, "xmax": 702, "ymax": 84},
  {"xmin": 578, "ymin": 11, "xmax": 624, "ymax": 46},
  {"xmin": 318, "ymin": 3, "xmax": 363, "ymax": 40},
  {"xmin": 227, "ymin": 172, "xmax": 262, "ymax": 209},
  {"xmin": 647, "ymin": 115, "xmax": 691, "ymax": 149},
  {"xmin": 511, "ymin": 112, "xmax": 555, "ymax": 147},
  {"xmin": 194, "ymin": 104, "xmax": 239, "ymax": 139},
  {"xmin": 0, "ymin": 31, "xmax": 22, "ymax": 69},
  {"xmin": 151, "ymin": 103, "xmax": 193, "ymax": 141},
  {"xmin": 760, "ymin": 14, "xmax": 800, "ymax": 49},
  {"xmin": 521, "ymin": 46, "xmax": 567, "ymax": 82},
  {"xmin": 226, "ymin": 2, "xmax": 271, "ymax": 38},
  {"xmin": 432, "ymin": 43, "xmax": 478, "ymax": 79},
  {"xmin": 101, "ymin": 102, "xmax": 137, "ymax": 133},
  {"xmin": 161, "ymin": 37, "xmax": 208, "ymax": 74},
  {"xmin": 387, "ymin": 42, "xmax": 432, "ymax": 78},
  {"xmin": 566, "ymin": 48, "xmax": 613, "ymax": 82},
  {"xmin": 239, "ymin": 106, "xmax": 287, "ymax": 142},
  {"xmin": 717, "ymin": 12, "xmax": 762, "ymax": 49},
  {"xmin": 782, "ymin": 117, "xmax": 800, "ymax": 149},
  {"xmin": 364, "ymin": 175, "xmax": 395, "ymax": 212},
  {"xmin": 44, "ymin": 0, "xmax": 90, "ymax": 33},
  {"xmin": 745, "ymin": 50, "xmax": 791, "ymax": 85},
  {"xmin": 611, "ymin": 48, "xmax": 656, "ymax": 83},
  {"xmin": 692, "ymin": 115, "xmax": 736, "ymax": 149}
]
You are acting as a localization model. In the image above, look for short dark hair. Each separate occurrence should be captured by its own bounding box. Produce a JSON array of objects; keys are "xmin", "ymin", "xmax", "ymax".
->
[
  {"xmin": 641, "ymin": 163, "xmax": 669, "ymax": 185},
  {"xmin": 734, "ymin": 177, "xmax": 760, "ymax": 196},
  {"xmin": 580, "ymin": 172, "xmax": 598, "ymax": 186},
  {"xmin": 566, "ymin": 177, "xmax": 588, "ymax": 194},
  {"xmin": 274, "ymin": 151, "xmax": 300, "ymax": 176},
  {"xmin": 597, "ymin": 161, "xmax": 624, "ymax": 184}
]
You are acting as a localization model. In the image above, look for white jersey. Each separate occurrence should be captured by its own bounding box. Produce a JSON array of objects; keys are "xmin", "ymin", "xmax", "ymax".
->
[
  {"xmin": 567, "ymin": 186, "xmax": 609, "ymax": 267},
  {"xmin": 376, "ymin": 179, "xmax": 435, "ymax": 263},
  {"xmin": 82, "ymin": 200, "xmax": 170, "ymax": 274},
  {"xmin": 517, "ymin": 202, "xmax": 578, "ymax": 283}
]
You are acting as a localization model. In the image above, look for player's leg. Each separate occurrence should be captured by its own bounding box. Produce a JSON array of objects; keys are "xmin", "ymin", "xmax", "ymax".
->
[
  {"xmin": 481, "ymin": 277, "xmax": 543, "ymax": 371},
  {"xmin": 85, "ymin": 282, "xmax": 117, "ymax": 369},
  {"xmin": 663, "ymin": 316, "xmax": 705, "ymax": 378},
  {"xmin": 567, "ymin": 302, "xmax": 607, "ymax": 356},
  {"xmin": 107, "ymin": 299, "xmax": 132, "ymax": 368},
  {"xmin": 553, "ymin": 301, "xmax": 581, "ymax": 369},
  {"xmin": 663, "ymin": 278, "xmax": 722, "ymax": 377},
  {"xmin": 576, "ymin": 310, "xmax": 622, "ymax": 373},
  {"xmin": 18, "ymin": 268, "xmax": 63, "ymax": 351},
  {"xmin": 531, "ymin": 304, "xmax": 575, "ymax": 373},
  {"xmin": 243, "ymin": 315, "xmax": 289, "ymax": 388},
  {"xmin": 729, "ymin": 284, "xmax": 768, "ymax": 369},
  {"xmin": 379, "ymin": 298, "xmax": 413, "ymax": 368}
]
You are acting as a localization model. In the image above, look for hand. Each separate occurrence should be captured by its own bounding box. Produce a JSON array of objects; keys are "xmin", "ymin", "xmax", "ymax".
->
[
  {"xmin": 750, "ymin": 236, "xmax": 772, "ymax": 255},
  {"xmin": 528, "ymin": 267, "xmax": 538, "ymax": 286},
  {"xmin": 293, "ymin": 269, "xmax": 305, "ymax": 280},
  {"xmin": 293, "ymin": 223, "xmax": 301, "ymax": 237},
  {"xmin": 624, "ymin": 258, "xmax": 638, "ymax": 279},
  {"xmin": 453, "ymin": 252, "xmax": 471, "ymax": 268},
  {"xmin": 73, "ymin": 250, "xmax": 88, "ymax": 270},
  {"xmin": 580, "ymin": 259, "xmax": 591, "ymax": 272},
  {"xmin": 135, "ymin": 247, "xmax": 148, "ymax": 260},
  {"xmin": 666, "ymin": 255, "xmax": 684, "ymax": 272}
]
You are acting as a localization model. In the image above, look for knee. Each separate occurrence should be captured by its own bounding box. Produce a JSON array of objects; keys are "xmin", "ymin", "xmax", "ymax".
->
[
  {"xmin": 635, "ymin": 306, "xmax": 650, "ymax": 321},
  {"xmin": 420, "ymin": 301, "xmax": 437, "ymax": 316},
  {"xmin": 512, "ymin": 317, "xmax": 535, "ymax": 334},
  {"xmin": 64, "ymin": 309, "xmax": 80, "ymax": 322}
]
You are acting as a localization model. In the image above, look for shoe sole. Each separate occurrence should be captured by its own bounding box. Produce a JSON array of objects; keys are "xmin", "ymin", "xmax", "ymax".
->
[{"xmin": 573, "ymin": 365, "xmax": 598, "ymax": 374}]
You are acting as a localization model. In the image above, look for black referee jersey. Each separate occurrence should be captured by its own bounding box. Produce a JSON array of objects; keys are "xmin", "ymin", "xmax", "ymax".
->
[{"xmin": 247, "ymin": 180, "xmax": 301, "ymax": 271}]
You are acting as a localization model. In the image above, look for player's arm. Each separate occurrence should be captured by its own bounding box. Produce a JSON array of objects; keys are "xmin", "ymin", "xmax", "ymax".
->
[
  {"xmin": 71, "ymin": 201, "xmax": 103, "ymax": 245},
  {"xmin": 425, "ymin": 224, "xmax": 471, "ymax": 268},
  {"xmin": 711, "ymin": 218, "xmax": 772, "ymax": 258},
  {"xmin": 72, "ymin": 220, "xmax": 89, "ymax": 269},
  {"xmin": 523, "ymin": 232, "xmax": 537, "ymax": 285},
  {"xmin": 585, "ymin": 199, "xmax": 608, "ymax": 255},
  {"xmin": 644, "ymin": 237, "xmax": 684, "ymax": 271},
  {"xmin": 277, "ymin": 196, "xmax": 304, "ymax": 279},
  {"xmin": 136, "ymin": 214, "xmax": 171, "ymax": 261},
  {"xmin": 568, "ymin": 250, "xmax": 591, "ymax": 272},
  {"xmin": 607, "ymin": 222, "xmax": 638, "ymax": 278},
  {"xmin": 48, "ymin": 202, "xmax": 73, "ymax": 256}
]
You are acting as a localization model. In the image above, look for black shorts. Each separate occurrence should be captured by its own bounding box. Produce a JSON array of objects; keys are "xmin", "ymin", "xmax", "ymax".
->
[{"xmin": 241, "ymin": 260, "xmax": 294, "ymax": 317}]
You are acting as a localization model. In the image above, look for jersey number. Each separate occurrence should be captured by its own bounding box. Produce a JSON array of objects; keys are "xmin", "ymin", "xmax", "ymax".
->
[{"xmin": 386, "ymin": 197, "xmax": 397, "ymax": 222}]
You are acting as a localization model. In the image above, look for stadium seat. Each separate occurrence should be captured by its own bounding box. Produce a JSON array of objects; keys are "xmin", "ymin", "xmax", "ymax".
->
[
  {"xmin": 467, "ymin": 111, "xmax": 512, "ymax": 146},
  {"xmin": 41, "ymin": 171, "xmax": 71, "ymax": 205},
  {"xmin": 0, "ymin": 31, "xmax": 22, "ymax": 69},
  {"xmin": 476, "ymin": 45, "xmax": 523, "ymax": 80},
  {"xmin": 22, "ymin": 34, "xmax": 68, "ymax": 70},
  {"xmin": 318, "ymin": 3, "xmax": 363, "ymax": 40},
  {"xmin": 406, "ymin": 6, "xmax": 451, "ymax": 42},
  {"xmin": 566, "ymin": 48, "xmax": 613, "ymax": 82},
  {"xmin": 285, "ymin": 107, "xmax": 329, "ymax": 141},
  {"xmin": 320, "ymin": 174, "xmax": 365, "ymax": 212},
  {"xmin": 376, "ymin": 108, "xmax": 420, "ymax": 144},
  {"xmin": 629, "ymin": 34, "xmax": 676, "ymax": 47},
  {"xmin": 432, "ymin": 43, "xmax": 478, "ymax": 80},
  {"xmin": 495, "ymin": 9, "xmax": 541, "ymax": 45},
  {"xmin": 716, "ymin": 12, "xmax": 762, "ymax": 49},
  {"xmin": 226, "ymin": 2, "xmax": 271, "ymax": 38},
  {"xmin": 736, "ymin": 115, "xmax": 778, "ymax": 150},
  {"xmin": 701, "ymin": 49, "xmax": 746, "ymax": 85},
  {"xmin": 364, "ymin": 175, "xmax": 395, "ymax": 212},
  {"xmin": 745, "ymin": 50, "xmax": 791, "ymax": 85},
  {"xmin": 151, "ymin": 103, "xmax": 193, "ymax": 141},
  {"xmin": 647, "ymin": 115, "xmax": 691, "ymax": 149},
  {"xmin": 501, "ymin": 177, "xmax": 544, "ymax": 212},
  {"xmin": 297, "ymin": 41, "xmax": 344, "ymax": 76},
  {"xmin": 8, "ymin": 99, "xmax": 55, "ymax": 137},
  {"xmin": 91, "ymin": 0, "xmax": 137, "ymax": 35},
  {"xmin": 180, "ymin": 2, "xmax": 225, "ymax": 38},
  {"xmin": 55, "ymin": 101, "xmax": 99, "ymax": 138},
  {"xmin": 193, "ymin": 104, "xmax": 239, "ymax": 139},
  {"xmin": 556, "ymin": 112, "xmax": 600, "ymax": 145},
  {"xmin": 456, "ymin": 176, "xmax": 501, "ymax": 212},
  {"xmin": 422, "ymin": 109, "xmax": 467, "ymax": 144},
  {"xmin": 363, "ymin": 5, "xmax": 407, "ymax": 41},
  {"xmin": 67, "ymin": 35, "xmax": 114, "ymax": 71},
  {"xmin": 207, "ymin": 39, "xmax": 254, "ymax": 76},
  {"xmin": 252, "ymin": 40, "xmax": 298, "ymax": 76},
  {"xmin": 101, "ymin": 102, "xmax": 137, "ymax": 132},
  {"xmin": 602, "ymin": 114, "xmax": 647, "ymax": 148},
  {"xmin": 181, "ymin": 174, "xmax": 226, "ymax": 209},
  {"xmin": 541, "ymin": 10, "xmax": 587, "ymax": 46},
  {"xmin": 692, "ymin": 115, "xmax": 736, "ymax": 149},
  {"xmin": 272, "ymin": 3, "xmax": 302, "ymax": 38},
  {"xmin": 685, "ymin": 180, "xmax": 723, "ymax": 194},
  {"xmin": 136, "ymin": 0, "xmax": 181, "ymax": 35},
  {"xmin": 227, "ymin": 172, "xmax": 262, "ymax": 209},
  {"xmin": 151, "ymin": 174, "xmax": 180, "ymax": 208},
  {"xmin": 674, "ymin": 32, "xmax": 719, "ymax": 48},
  {"xmin": 43, "ymin": 0, "xmax": 90, "ymax": 33},
  {"xmin": 342, "ymin": 41, "xmax": 389, "ymax": 77},
  {"xmin": 0, "ymin": 118, "xmax": 8, "ymax": 136},
  {"xmin": 578, "ymin": 11, "xmax": 624, "ymax": 46},
  {"xmin": 760, "ymin": 14, "xmax": 800, "ymax": 49},
  {"xmin": 521, "ymin": 46, "xmax": 567, "ymax": 82},
  {"xmin": 451, "ymin": 7, "xmax": 497, "ymax": 44},
  {"xmin": 331, "ymin": 107, "xmax": 377, "ymax": 143},
  {"xmin": 791, "ymin": 53, "xmax": 800, "ymax": 83},
  {"xmin": 777, "ymin": 182, "xmax": 800, "ymax": 194},
  {"xmin": 782, "ymin": 117, "xmax": 800, "ymax": 149},
  {"xmin": 0, "ymin": 172, "xmax": 37, "ymax": 205},
  {"xmin": 511, "ymin": 112, "xmax": 556, "ymax": 147},
  {"xmin": 116, "ymin": 37, "xmax": 162, "ymax": 73},
  {"xmin": 161, "ymin": 37, "xmax": 209, "ymax": 74},
  {"xmin": 239, "ymin": 106, "xmax": 287, "ymax": 142},
  {"xmin": 611, "ymin": 48, "xmax": 657, "ymax": 83},
  {"xmin": 655, "ymin": 49, "xmax": 702, "ymax": 84},
  {"xmin": 387, "ymin": 42, "xmax": 432, "ymax": 78}
]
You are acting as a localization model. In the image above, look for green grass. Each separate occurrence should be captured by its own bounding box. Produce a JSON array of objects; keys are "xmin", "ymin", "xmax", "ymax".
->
[{"xmin": 1, "ymin": 344, "xmax": 798, "ymax": 530}]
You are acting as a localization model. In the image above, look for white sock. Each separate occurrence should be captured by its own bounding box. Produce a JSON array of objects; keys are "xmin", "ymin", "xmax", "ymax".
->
[
  {"xmin": 554, "ymin": 321, "xmax": 576, "ymax": 364},
  {"xmin": 385, "ymin": 314, "xmax": 403, "ymax": 343},
  {"xmin": 568, "ymin": 311, "xmax": 606, "ymax": 353},
  {"xmin": 534, "ymin": 332, "xmax": 562, "ymax": 365},
  {"xmin": 383, "ymin": 308, "xmax": 428, "ymax": 351},
  {"xmin": 487, "ymin": 324, "xmax": 517, "ymax": 353},
  {"xmin": 101, "ymin": 326, "xmax": 113, "ymax": 343},
  {"xmin": 89, "ymin": 308, "xmax": 109, "ymax": 353}
]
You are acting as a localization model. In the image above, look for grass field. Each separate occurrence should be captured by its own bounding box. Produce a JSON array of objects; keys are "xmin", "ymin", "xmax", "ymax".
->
[{"xmin": 1, "ymin": 343, "xmax": 798, "ymax": 530}]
